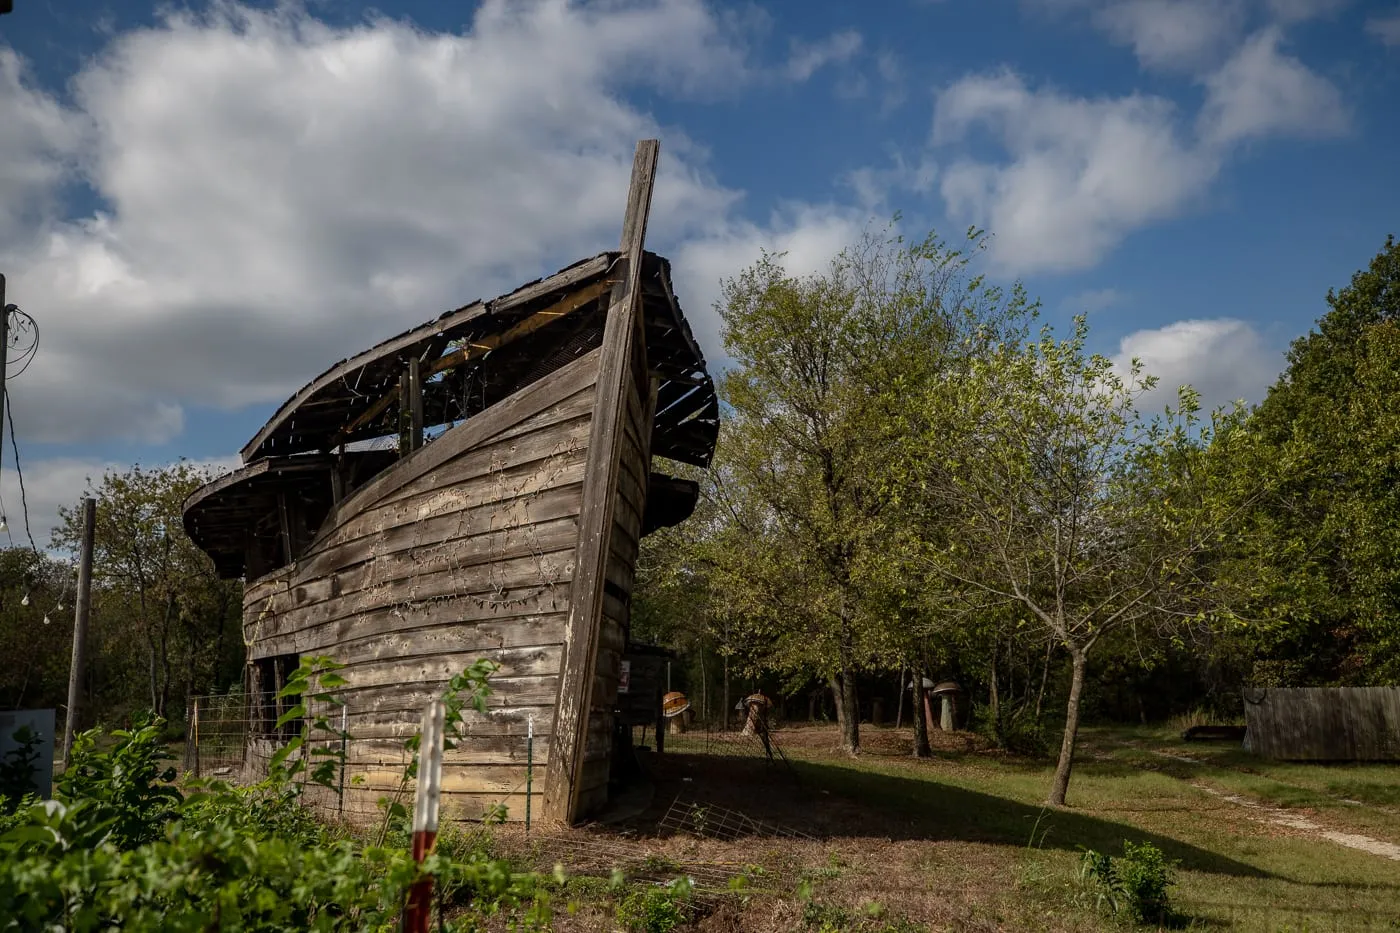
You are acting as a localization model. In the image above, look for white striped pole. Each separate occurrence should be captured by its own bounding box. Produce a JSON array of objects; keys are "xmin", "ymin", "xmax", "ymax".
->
[{"xmin": 404, "ymin": 699, "xmax": 445, "ymax": 933}]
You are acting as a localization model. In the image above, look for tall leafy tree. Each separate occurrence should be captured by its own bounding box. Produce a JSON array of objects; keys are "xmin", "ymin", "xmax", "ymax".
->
[
  {"xmin": 53, "ymin": 461, "xmax": 242, "ymax": 719},
  {"xmin": 1226, "ymin": 236, "xmax": 1400, "ymax": 683},
  {"xmin": 712, "ymin": 225, "xmax": 1035, "ymax": 754},
  {"xmin": 914, "ymin": 316, "xmax": 1253, "ymax": 805}
]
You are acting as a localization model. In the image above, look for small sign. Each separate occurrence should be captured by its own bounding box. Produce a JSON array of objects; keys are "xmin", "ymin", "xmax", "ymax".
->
[
  {"xmin": 618, "ymin": 660, "xmax": 631, "ymax": 694},
  {"xmin": 0, "ymin": 709, "xmax": 56, "ymax": 799}
]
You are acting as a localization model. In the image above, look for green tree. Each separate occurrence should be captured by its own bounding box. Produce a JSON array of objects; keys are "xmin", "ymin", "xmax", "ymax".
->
[
  {"xmin": 0, "ymin": 548, "xmax": 72, "ymax": 710},
  {"xmin": 1225, "ymin": 236, "xmax": 1400, "ymax": 683},
  {"xmin": 915, "ymin": 316, "xmax": 1251, "ymax": 805},
  {"xmin": 712, "ymin": 225, "xmax": 1035, "ymax": 754},
  {"xmin": 52, "ymin": 461, "xmax": 242, "ymax": 721}
]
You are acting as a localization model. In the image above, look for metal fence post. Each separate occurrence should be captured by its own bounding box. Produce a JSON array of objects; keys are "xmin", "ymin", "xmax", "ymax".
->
[
  {"xmin": 337, "ymin": 704, "xmax": 348, "ymax": 815},
  {"xmin": 525, "ymin": 716, "xmax": 534, "ymax": 833}
]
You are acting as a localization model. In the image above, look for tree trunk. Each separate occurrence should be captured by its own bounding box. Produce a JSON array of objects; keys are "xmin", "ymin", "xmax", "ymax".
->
[
  {"xmin": 894, "ymin": 668, "xmax": 906, "ymax": 729},
  {"xmin": 1035, "ymin": 638, "xmax": 1052, "ymax": 720},
  {"xmin": 836, "ymin": 670, "xmax": 860, "ymax": 755},
  {"xmin": 722, "ymin": 651, "xmax": 730, "ymax": 732},
  {"xmin": 989, "ymin": 639, "xmax": 1000, "ymax": 722},
  {"xmin": 829, "ymin": 674, "xmax": 844, "ymax": 728},
  {"xmin": 912, "ymin": 669, "xmax": 931, "ymax": 758},
  {"xmin": 1047, "ymin": 649, "xmax": 1088, "ymax": 807}
]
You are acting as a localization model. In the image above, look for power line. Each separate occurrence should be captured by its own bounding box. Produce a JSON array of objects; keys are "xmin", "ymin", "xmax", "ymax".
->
[{"xmin": 5, "ymin": 393, "xmax": 37, "ymax": 553}]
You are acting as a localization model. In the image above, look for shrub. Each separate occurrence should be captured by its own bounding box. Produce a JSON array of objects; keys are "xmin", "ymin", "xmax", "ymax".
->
[
  {"xmin": 0, "ymin": 658, "xmax": 550, "ymax": 932},
  {"xmin": 616, "ymin": 877, "xmax": 692, "ymax": 933},
  {"xmin": 1078, "ymin": 840, "xmax": 1175, "ymax": 926},
  {"xmin": 972, "ymin": 706, "xmax": 1051, "ymax": 759}
]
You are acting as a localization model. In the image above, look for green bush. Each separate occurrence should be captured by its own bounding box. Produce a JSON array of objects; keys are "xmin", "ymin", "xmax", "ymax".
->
[
  {"xmin": 0, "ymin": 657, "xmax": 551, "ymax": 932},
  {"xmin": 972, "ymin": 707, "xmax": 1051, "ymax": 759},
  {"xmin": 616, "ymin": 877, "xmax": 692, "ymax": 933},
  {"xmin": 1078, "ymin": 840, "xmax": 1175, "ymax": 926}
]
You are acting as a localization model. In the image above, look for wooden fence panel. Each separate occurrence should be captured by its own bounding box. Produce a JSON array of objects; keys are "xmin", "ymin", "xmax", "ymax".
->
[{"xmin": 1243, "ymin": 686, "xmax": 1400, "ymax": 760}]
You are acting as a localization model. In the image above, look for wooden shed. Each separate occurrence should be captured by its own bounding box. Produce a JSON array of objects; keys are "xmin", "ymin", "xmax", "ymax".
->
[
  {"xmin": 182, "ymin": 141, "xmax": 717, "ymax": 825},
  {"xmin": 1243, "ymin": 687, "xmax": 1400, "ymax": 761}
]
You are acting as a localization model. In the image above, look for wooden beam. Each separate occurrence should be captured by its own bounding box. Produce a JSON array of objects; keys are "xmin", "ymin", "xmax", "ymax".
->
[
  {"xmin": 409, "ymin": 357, "xmax": 424, "ymax": 451},
  {"xmin": 240, "ymin": 253, "xmax": 613, "ymax": 463},
  {"xmin": 330, "ymin": 279, "xmax": 613, "ymax": 448},
  {"xmin": 545, "ymin": 139, "xmax": 659, "ymax": 825}
]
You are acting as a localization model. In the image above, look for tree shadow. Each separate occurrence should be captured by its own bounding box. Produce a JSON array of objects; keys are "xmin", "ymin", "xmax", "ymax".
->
[{"xmin": 637, "ymin": 751, "xmax": 1270, "ymax": 879}]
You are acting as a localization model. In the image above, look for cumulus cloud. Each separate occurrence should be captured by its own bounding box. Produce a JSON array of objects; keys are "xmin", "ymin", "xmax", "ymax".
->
[
  {"xmin": 1197, "ymin": 26, "xmax": 1350, "ymax": 146},
  {"xmin": 1367, "ymin": 9, "xmax": 1400, "ymax": 46},
  {"xmin": 1093, "ymin": 0, "xmax": 1246, "ymax": 71},
  {"xmin": 673, "ymin": 204, "xmax": 874, "ymax": 355},
  {"xmin": 0, "ymin": 454, "xmax": 241, "ymax": 552},
  {"xmin": 1112, "ymin": 318, "xmax": 1282, "ymax": 416},
  {"xmin": 927, "ymin": 20, "xmax": 1347, "ymax": 275},
  {"xmin": 0, "ymin": 0, "xmax": 823, "ymax": 450},
  {"xmin": 932, "ymin": 71, "xmax": 1217, "ymax": 274},
  {"xmin": 785, "ymin": 29, "xmax": 863, "ymax": 81}
]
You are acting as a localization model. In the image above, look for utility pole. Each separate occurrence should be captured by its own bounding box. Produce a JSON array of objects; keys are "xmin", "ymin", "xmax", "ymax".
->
[
  {"xmin": 1, "ymin": 273, "xmax": 10, "ymax": 492},
  {"xmin": 63, "ymin": 497, "xmax": 97, "ymax": 764}
]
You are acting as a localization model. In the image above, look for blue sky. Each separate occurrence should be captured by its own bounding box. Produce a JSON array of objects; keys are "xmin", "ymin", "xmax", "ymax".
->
[{"xmin": 0, "ymin": 0, "xmax": 1397, "ymax": 546}]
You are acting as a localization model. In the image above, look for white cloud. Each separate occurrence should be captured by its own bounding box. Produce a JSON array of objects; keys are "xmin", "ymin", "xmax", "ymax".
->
[
  {"xmin": 673, "ymin": 204, "xmax": 873, "ymax": 355},
  {"xmin": 1367, "ymin": 9, "xmax": 1400, "ymax": 46},
  {"xmin": 0, "ymin": 454, "xmax": 240, "ymax": 552},
  {"xmin": 1197, "ymin": 27, "xmax": 1350, "ymax": 146},
  {"xmin": 926, "ymin": 22, "xmax": 1348, "ymax": 275},
  {"xmin": 1112, "ymin": 318, "xmax": 1281, "ymax": 416},
  {"xmin": 932, "ymin": 71, "xmax": 1217, "ymax": 274},
  {"xmin": 0, "ymin": 49, "xmax": 87, "ymax": 243},
  {"xmin": 785, "ymin": 29, "xmax": 863, "ymax": 81},
  {"xmin": 1093, "ymin": 0, "xmax": 1246, "ymax": 71},
  {"xmin": 0, "ymin": 0, "xmax": 832, "ymax": 448}
]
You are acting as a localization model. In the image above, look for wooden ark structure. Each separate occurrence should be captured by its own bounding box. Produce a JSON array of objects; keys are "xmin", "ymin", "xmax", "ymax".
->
[{"xmin": 183, "ymin": 141, "xmax": 717, "ymax": 824}]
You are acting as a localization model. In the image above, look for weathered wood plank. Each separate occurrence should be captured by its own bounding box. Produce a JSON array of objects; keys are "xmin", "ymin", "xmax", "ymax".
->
[
  {"xmin": 289, "ymin": 482, "xmax": 585, "ymax": 591},
  {"xmin": 330, "ymin": 675, "xmax": 562, "ymax": 712},
  {"xmin": 546, "ymin": 139, "xmax": 658, "ymax": 825},
  {"xmin": 246, "ymin": 550, "xmax": 577, "ymax": 650},
  {"xmin": 253, "ymin": 595, "xmax": 569, "ymax": 659},
  {"xmin": 331, "ymin": 348, "xmax": 600, "ymax": 520}
]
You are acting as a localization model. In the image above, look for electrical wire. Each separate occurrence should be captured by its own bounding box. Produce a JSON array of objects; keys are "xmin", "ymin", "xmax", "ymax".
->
[
  {"xmin": 5, "ymin": 308, "xmax": 39, "ymax": 378},
  {"xmin": 5, "ymin": 393, "xmax": 38, "ymax": 553}
]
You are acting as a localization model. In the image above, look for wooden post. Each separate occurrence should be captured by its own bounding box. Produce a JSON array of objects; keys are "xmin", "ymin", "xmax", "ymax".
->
[
  {"xmin": 544, "ymin": 139, "xmax": 659, "ymax": 824},
  {"xmin": 408, "ymin": 357, "xmax": 424, "ymax": 451},
  {"xmin": 405, "ymin": 699, "xmax": 445, "ymax": 933},
  {"xmin": 62, "ymin": 497, "xmax": 96, "ymax": 765}
]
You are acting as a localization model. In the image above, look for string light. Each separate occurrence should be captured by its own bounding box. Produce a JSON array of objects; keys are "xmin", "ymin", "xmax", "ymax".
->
[
  {"xmin": 42, "ymin": 615, "xmax": 50, "ymax": 625},
  {"xmin": 20, "ymin": 592, "xmax": 29, "ymax": 606}
]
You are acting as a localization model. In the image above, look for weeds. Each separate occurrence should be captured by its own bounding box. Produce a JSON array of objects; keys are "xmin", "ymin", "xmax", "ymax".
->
[{"xmin": 1078, "ymin": 840, "xmax": 1177, "ymax": 926}]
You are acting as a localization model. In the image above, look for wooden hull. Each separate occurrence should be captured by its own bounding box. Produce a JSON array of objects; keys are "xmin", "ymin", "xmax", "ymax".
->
[{"xmin": 239, "ymin": 345, "xmax": 645, "ymax": 823}]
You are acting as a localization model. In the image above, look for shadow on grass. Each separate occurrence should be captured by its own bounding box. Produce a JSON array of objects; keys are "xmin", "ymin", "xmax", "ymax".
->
[
  {"xmin": 641, "ymin": 751, "xmax": 1268, "ymax": 880},
  {"xmin": 788, "ymin": 758, "xmax": 1269, "ymax": 878}
]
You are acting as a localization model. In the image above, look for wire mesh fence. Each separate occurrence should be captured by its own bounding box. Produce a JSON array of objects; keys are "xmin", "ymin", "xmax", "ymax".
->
[{"xmin": 184, "ymin": 694, "xmax": 544, "ymax": 826}]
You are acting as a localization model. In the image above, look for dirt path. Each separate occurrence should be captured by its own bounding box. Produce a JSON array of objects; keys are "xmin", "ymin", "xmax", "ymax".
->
[
  {"xmin": 1190, "ymin": 782, "xmax": 1400, "ymax": 861},
  {"xmin": 1108, "ymin": 740, "xmax": 1400, "ymax": 862}
]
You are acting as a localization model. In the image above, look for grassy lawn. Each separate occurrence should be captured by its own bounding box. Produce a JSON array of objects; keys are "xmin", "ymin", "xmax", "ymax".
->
[{"xmin": 538, "ymin": 724, "xmax": 1400, "ymax": 932}]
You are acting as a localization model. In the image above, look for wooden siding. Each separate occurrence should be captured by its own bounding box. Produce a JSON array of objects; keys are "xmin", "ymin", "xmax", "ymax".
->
[
  {"xmin": 1244, "ymin": 687, "xmax": 1400, "ymax": 761},
  {"xmin": 241, "ymin": 348, "xmax": 602, "ymax": 823}
]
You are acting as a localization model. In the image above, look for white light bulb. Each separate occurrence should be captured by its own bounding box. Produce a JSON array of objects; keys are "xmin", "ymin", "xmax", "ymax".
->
[
  {"xmin": 42, "ymin": 615, "xmax": 51, "ymax": 625},
  {"xmin": 20, "ymin": 593, "xmax": 29, "ymax": 606},
  {"xmin": 57, "ymin": 602, "xmax": 65, "ymax": 611}
]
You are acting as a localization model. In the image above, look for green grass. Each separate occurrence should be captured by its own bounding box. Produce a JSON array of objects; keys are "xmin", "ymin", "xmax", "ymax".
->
[{"xmin": 761, "ymin": 725, "xmax": 1400, "ymax": 932}]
